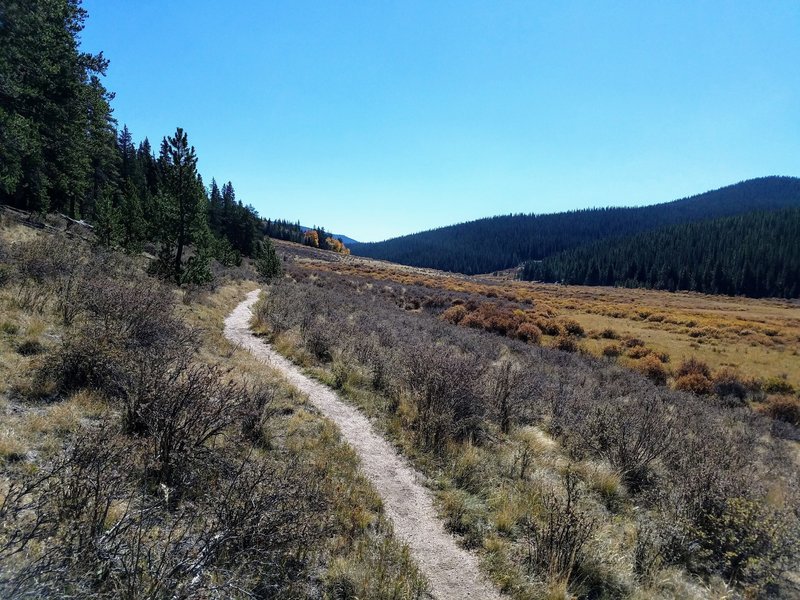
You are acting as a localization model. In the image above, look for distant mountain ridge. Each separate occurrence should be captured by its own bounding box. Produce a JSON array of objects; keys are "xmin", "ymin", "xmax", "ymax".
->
[
  {"xmin": 521, "ymin": 207, "xmax": 800, "ymax": 298},
  {"xmin": 350, "ymin": 176, "xmax": 800, "ymax": 275}
]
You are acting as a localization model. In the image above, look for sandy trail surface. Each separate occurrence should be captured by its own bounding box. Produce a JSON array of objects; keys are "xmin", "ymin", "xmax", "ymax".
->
[{"xmin": 224, "ymin": 289, "xmax": 502, "ymax": 600}]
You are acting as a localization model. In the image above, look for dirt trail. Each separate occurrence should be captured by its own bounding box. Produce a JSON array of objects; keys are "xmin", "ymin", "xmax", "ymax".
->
[{"xmin": 224, "ymin": 290, "xmax": 502, "ymax": 600}]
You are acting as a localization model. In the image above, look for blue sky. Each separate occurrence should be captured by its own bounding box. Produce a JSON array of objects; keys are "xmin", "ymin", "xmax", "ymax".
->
[{"xmin": 80, "ymin": 1, "xmax": 800, "ymax": 242}]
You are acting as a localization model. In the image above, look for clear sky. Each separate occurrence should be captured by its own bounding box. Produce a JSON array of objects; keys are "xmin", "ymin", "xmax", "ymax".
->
[{"xmin": 80, "ymin": 1, "xmax": 800, "ymax": 242}]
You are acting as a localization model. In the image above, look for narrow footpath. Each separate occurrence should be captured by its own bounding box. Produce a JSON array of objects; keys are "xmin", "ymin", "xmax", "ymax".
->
[{"xmin": 224, "ymin": 289, "xmax": 502, "ymax": 600}]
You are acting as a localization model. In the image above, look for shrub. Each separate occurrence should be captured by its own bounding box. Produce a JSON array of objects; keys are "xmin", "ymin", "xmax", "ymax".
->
[
  {"xmin": 602, "ymin": 344, "xmax": 622, "ymax": 357},
  {"xmin": 524, "ymin": 472, "xmax": 596, "ymax": 587},
  {"xmin": 564, "ymin": 391, "xmax": 675, "ymax": 489},
  {"xmin": 624, "ymin": 337, "xmax": 645, "ymax": 348},
  {"xmin": 405, "ymin": 348, "xmax": 485, "ymax": 450},
  {"xmin": 599, "ymin": 328, "xmax": 618, "ymax": 340},
  {"xmin": 559, "ymin": 318, "xmax": 585, "ymax": 337},
  {"xmin": 554, "ymin": 335, "xmax": 578, "ymax": 353},
  {"xmin": 16, "ymin": 339, "xmax": 43, "ymax": 356},
  {"xmin": 627, "ymin": 346, "xmax": 651, "ymax": 359},
  {"xmin": 536, "ymin": 319, "xmax": 563, "ymax": 336},
  {"xmin": 711, "ymin": 368, "xmax": 748, "ymax": 401},
  {"xmin": 676, "ymin": 357, "xmax": 711, "ymax": 379},
  {"xmin": 0, "ymin": 321, "xmax": 18, "ymax": 335},
  {"xmin": 756, "ymin": 395, "xmax": 800, "ymax": 426},
  {"xmin": 763, "ymin": 376, "xmax": 795, "ymax": 396},
  {"xmin": 516, "ymin": 322, "xmax": 542, "ymax": 344},
  {"xmin": 674, "ymin": 373, "xmax": 713, "ymax": 395},
  {"xmin": 441, "ymin": 304, "xmax": 468, "ymax": 324},
  {"xmin": 687, "ymin": 497, "xmax": 799, "ymax": 590},
  {"xmin": 636, "ymin": 355, "xmax": 669, "ymax": 386},
  {"xmin": 485, "ymin": 357, "xmax": 531, "ymax": 433},
  {"xmin": 653, "ymin": 351, "xmax": 670, "ymax": 363}
]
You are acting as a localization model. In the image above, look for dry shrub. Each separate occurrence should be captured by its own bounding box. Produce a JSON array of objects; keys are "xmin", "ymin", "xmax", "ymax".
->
[
  {"xmin": 763, "ymin": 376, "xmax": 795, "ymax": 396},
  {"xmin": 0, "ymin": 432, "xmax": 331, "ymax": 599},
  {"xmin": 674, "ymin": 373, "xmax": 713, "ymax": 396},
  {"xmin": 524, "ymin": 472, "xmax": 596, "ymax": 588},
  {"xmin": 653, "ymin": 351, "xmax": 670, "ymax": 363},
  {"xmin": 627, "ymin": 346, "xmax": 652, "ymax": 359},
  {"xmin": 564, "ymin": 391, "xmax": 675, "ymax": 489},
  {"xmin": 16, "ymin": 339, "xmax": 43, "ymax": 356},
  {"xmin": 599, "ymin": 328, "xmax": 618, "ymax": 340},
  {"xmin": 711, "ymin": 368, "xmax": 748, "ymax": 401},
  {"xmin": 688, "ymin": 497, "xmax": 799, "ymax": 592},
  {"xmin": 441, "ymin": 304, "xmax": 467, "ymax": 324},
  {"xmin": 559, "ymin": 318, "xmax": 585, "ymax": 337},
  {"xmin": 9, "ymin": 234, "xmax": 93, "ymax": 324},
  {"xmin": 536, "ymin": 318, "xmax": 563, "ymax": 336},
  {"xmin": 485, "ymin": 356, "xmax": 532, "ymax": 434},
  {"xmin": 516, "ymin": 322, "xmax": 542, "ymax": 344},
  {"xmin": 554, "ymin": 335, "xmax": 578, "ymax": 353},
  {"xmin": 624, "ymin": 337, "xmax": 644, "ymax": 348},
  {"xmin": 602, "ymin": 344, "xmax": 622, "ymax": 357},
  {"xmin": 676, "ymin": 358, "xmax": 711, "ymax": 379},
  {"xmin": 636, "ymin": 355, "xmax": 669, "ymax": 386},
  {"xmin": 658, "ymin": 406, "xmax": 798, "ymax": 592},
  {"xmin": 405, "ymin": 348, "xmax": 485, "ymax": 451},
  {"xmin": 756, "ymin": 395, "xmax": 800, "ymax": 426},
  {"xmin": 464, "ymin": 304, "xmax": 521, "ymax": 336}
]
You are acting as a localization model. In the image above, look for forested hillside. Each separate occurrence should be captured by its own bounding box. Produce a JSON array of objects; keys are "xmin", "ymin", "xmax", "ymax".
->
[
  {"xmin": 520, "ymin": 208, "xmax": 800, "ymax": 298},
  {"xmin": 351, "ymin": 177, "xmax": 800, "ymax": 274}
]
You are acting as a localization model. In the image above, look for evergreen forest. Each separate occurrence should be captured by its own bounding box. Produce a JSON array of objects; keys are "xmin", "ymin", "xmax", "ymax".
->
[{"xmin": 520, "ymin": 208, "xmax": 800, "ymax": 298}]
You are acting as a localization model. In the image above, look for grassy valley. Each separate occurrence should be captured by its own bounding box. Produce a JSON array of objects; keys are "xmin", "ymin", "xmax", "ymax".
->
[
  {"xmin": 252, "ymin": 239, "xmax": 800, "ymax": 599},
  {"xmin": 2, "ymin": 2, "xmax": 799, "ymax": 599}
]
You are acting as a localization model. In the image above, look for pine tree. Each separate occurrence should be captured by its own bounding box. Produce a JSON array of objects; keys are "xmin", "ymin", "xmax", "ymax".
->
[
  {"xmin": 255, "ymin": 237, "xmax": 283, "ymax": 280},
  {"xmin": 94, "ymin": 190, "xmax": 120, "ymax": 247},
  {"xmin": 119, "ymin": 180, "xmax": 146, "ymax": 251},
  {"xmin": 153, "ymin": 128, "xmax": 210, "ymax": 284}
]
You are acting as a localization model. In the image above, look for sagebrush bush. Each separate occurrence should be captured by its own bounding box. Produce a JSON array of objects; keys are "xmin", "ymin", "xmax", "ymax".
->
[
  {"xmin": 674, "ymin": 373, "xmax": 713, "ymax": 395},
  {"xmin": 763, "ymin": 376, "xmax": 795, "ymax": 395},
  {"xmin": 524, "ymin": 472, "xmax": 595, "ymax": 588},
  {"xmin": 676, "ymin": 357, "xmax": 711, "ymax": 379},
  {"xmin": 516, "ymin": 321, "xmax": 542, "ymax": 344},
  {"xmin": 711, "ymin": 368, "xmax": 748, "ymax": 400},
  {"xmin": 441, "ymin": 304, "xmax": 468, "ymax": 324},
  {"xmin": 554, "ymin": 335, "xmax": 578, "ymax": 353},
  {"xmin": 636, "ymin": 354, "xmax": 669, "ymax": 386},
  {"xmin": 16, "ymin": 338, "xmax": 43, "ymax": 356},
  {"xmin": 627, "ymin": 346, "xmax": 652, "ymax": 359},
  {"xmin": 559, "ymin": 318, "xmax": 585, "ymax": 337},
  {"xmin": 756, "ymin": 395, "xmax": 800, "ymax": 426}
]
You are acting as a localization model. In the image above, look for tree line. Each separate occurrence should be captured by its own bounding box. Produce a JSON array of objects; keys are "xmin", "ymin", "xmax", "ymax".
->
[
  {"xmin": 520, "ymin": 208, "xmax": 800, "ymax": 298},
  {"xmin": 262, "ymin": 219, "xmax": 350, "ymax": 253},
  {"xmin": 352, "ymin": 177, "xmax": 800, "ymax": 275}
]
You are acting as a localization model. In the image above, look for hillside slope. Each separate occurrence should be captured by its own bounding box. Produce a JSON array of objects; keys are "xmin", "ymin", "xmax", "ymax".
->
[
  {"xmin": 521, "ymin": 207, "xmax": 800, "ymax": 298},
  {"xmin": 351, "ymin": 176, "xmax": 800, "ymax": 274}
]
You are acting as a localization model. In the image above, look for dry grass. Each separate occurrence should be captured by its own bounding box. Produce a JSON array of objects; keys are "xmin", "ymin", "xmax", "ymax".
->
[
  {"xmin": 281, "ymin": 243, "xmax": 800, "ymax": 389},
  {"xmin": 0, "ymin": 224, "xmax": 429, "ymax": 597}
]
